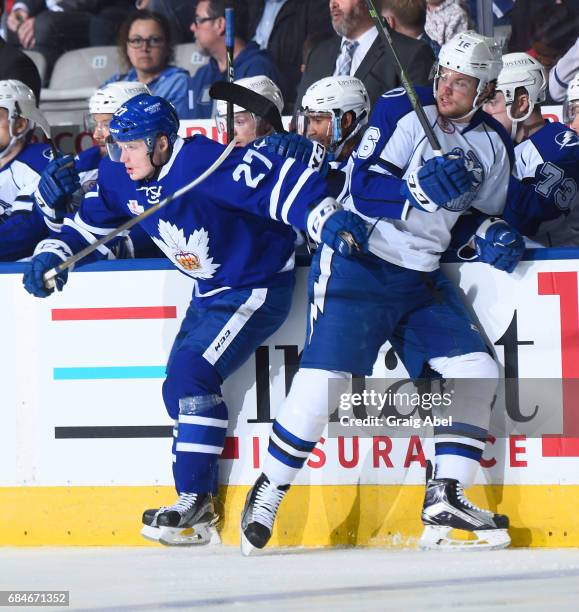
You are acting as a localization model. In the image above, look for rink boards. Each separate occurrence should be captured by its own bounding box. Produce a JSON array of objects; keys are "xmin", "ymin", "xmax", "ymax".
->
[{"xmin": 2, "ymin": 250, "xmax": 579, "ymax": 547}]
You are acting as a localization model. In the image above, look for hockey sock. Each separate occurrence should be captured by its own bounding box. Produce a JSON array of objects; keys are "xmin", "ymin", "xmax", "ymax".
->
[
  {"xmin": 434, "ymin": 421, "xmax": 487, "ymax": 488},
  {"xmin": 429, "ymin": 352, "xmax": 498, "ymax": 489},
  {"xmin": 173, "ymin": 394, "xmax": 227, "ymax": 494},
  {"xmin": 263, "ymin": 368, "xmax": 350, "ymax": 485}
]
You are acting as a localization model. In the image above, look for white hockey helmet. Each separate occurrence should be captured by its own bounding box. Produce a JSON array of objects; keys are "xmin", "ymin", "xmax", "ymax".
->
[
  {"xmin": 215, "ymin": 75, "xmax": 284, "ymax": 117},
  {"xmin": 496, "ymin": 53, "xmax": 547, "ymax": 125},
  {"xmin": 297, "ymin": 76, "xmax": 370, "ymax": 155},
  {"xmin": 89, "ymin": 81, "xmax": 151, "ymax": 115},
  {"xmin": 0, "ymin": 79, "xmax": 50, "ymax": 160},
  {"xmin": 563, "ymin": 72, "xmax": 579, "ymax": 123},
  {"xmin": 435, "ymin": 31, "xmax": 503, "ymax": 116}
]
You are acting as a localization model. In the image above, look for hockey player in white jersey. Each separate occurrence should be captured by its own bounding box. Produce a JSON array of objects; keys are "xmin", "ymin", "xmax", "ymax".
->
[
  {"xmin": 482, "ymin": 53, "xmax": 579, "ymax": 246},
  {"xmin": 0, "ymin": 79, "xmax": 53, "ymax": 260},
  {"xmin": 214, "ymin": 76, "xmax": 284, "ymax": 148},
  {"xmin": 23, "ymin": 93, "xmax": 367, "ymax": 546},
  {"xmin": 241, "ymin": 31, "xmax": 520, "ymax": 555}
]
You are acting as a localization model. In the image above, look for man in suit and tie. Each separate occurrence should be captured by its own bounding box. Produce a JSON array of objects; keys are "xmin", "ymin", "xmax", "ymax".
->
[{"xmin": 296, "ymin": 0, "xmax": 435, "ymax": 111}]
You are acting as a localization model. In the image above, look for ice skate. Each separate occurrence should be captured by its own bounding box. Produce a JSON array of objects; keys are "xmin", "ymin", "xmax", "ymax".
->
[
  {"xmin": 419, "ymin": 478, "xmax": 511, "ymax": 551},
  {"xmin": 141, "ymin": 493, "xmax": 220, "ymax": 546},
  {"xmin": 240, "ymin": 473, "xmax": 290, "ymax": 556}
]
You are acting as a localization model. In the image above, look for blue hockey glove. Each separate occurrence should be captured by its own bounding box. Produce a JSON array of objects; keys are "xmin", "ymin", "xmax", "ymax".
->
[
  {"xmin": 265, "ymin": 132, "xmax": 333, "ymax": 178},
  {"xmin": 306, "ymin": 197, "xmax": 368, "ymax": 257},
  {"xmin": 35, "ymin": 155, "xmax": 80, "ymax": 222},
  {"xmin": 401, "ymin": 155, "xmax": 474, "ymax": 213},
  {"xmin": 473, "ymin": 218, "xmax": 525, "ymax": 273},
  {"xmin": 23, "ymin": 251, "xmax": 69, "ymax": 298}
]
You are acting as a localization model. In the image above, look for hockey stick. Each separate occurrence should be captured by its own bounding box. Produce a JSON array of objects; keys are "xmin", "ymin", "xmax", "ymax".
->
[
  {"xmin": 42, "ymin": 139, "xmax": 237, "ymax": 288},
  {"xmin": 362, "ymin": 0, "xmax": 443, "ymax": 156},
  {"xmin": 225, "ymin": 5, "xmax": 235, "ymax": 143}
]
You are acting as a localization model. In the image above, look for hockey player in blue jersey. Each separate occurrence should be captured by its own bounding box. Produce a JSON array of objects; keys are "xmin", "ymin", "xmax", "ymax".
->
[
  {"xmin": 0, "ymin": 79, "xmax": 53, "ymax": 260},
  {"xmin": 241, "ymin": 31, "xmax": 520, "ymax": 554},
  {"xmin": 23, "ymin": 93, "xmax": 367, "ymax": 546},
  {"xmin": 34, "ymin": 81, "xmax": 155, "ymax": 258},
  {"xmin": 482, "ymin": 53, "xmax": 579, "ymax": 246}
]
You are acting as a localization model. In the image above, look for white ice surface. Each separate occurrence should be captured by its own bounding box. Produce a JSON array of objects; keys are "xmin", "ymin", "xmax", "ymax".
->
[{"xmin": 1, "ymin": 547, "xmax": 579, "ymax": 611}]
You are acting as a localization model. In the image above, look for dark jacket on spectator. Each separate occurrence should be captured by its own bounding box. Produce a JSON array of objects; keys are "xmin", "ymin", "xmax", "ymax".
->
[
  {"xmin": 13, "ymin": 0, "xmax": 116, "ymax": 14},
  {"xmin": 296, "ymin": 25, "xmax": 435, "ymax": 112},
  {"xmin": 0, "ymin": 37, "xmax": 41, "ymax": 101},
  {"xmin": 183, "ymin": 42, "xmax": 282, "ymax": 120},
  {"xmin": 247, "ymin": 0, "xmax": 333, "ymax": 111}
]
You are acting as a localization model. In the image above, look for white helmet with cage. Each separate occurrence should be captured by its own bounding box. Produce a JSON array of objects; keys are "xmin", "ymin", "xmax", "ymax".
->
[
  {"xmin": 563, "ymin": 72, "xmax": 579, "ymax": 124},
  {"xmin": 297, "ymin": 75, "xmax": 370, "ymax": 156},
  {"xmin": 496, "ymin": 52, "xmax": 547, "ymax": 128},
  {"xmin": 0, "ymin": 79, "xmax": 50, "ymax": 161},
  {"xmin": 89, "ymin": 81, "xmax": 151, "ymax": 115},
  {"xmin": 435, "ymin": 31, "xmax": 503, "ymax": 116}
]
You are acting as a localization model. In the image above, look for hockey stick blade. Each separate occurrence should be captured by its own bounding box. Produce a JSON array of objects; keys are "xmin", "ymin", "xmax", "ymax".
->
[
  {"xmin": 43, "ymin": 139, "xmax": 237, "ymax": 289},
  {"xmin": 210, "ymin": 81, "xmax": 286, "ymax": 134}
]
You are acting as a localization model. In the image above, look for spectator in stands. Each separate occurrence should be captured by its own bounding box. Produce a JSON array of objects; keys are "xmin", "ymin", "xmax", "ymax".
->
[
  {"xmin": 184, "ymin": 0, "xmax": 281, "ymax": 120},
  {"xmin": 424, "ymin": 0, "xmax": 470, "ymax": 47},
  {"xmin": 0, "ymin": 34, "xmax": 41, "ymax": 98},
  {"xmin": 104, "ymin": 10, "xmax": 189, "ymax": 118},
  {"xmin": 296, "ymin": 0, "xmax": 434, "ymax": 111},
  {"xmin": 246, "ymin": 0, "xmax": 333, "ymax": 113},
  {"xmin": 382, "ymin": 0, "xmax": 440, "ymax": 58},
  {"xmin": 88, "ymin": 1, "xmax": 134, "ymax": 47},
  {"xmin": 5, "ymin": 1, "xmax": 123, "ymax": 68},
  {"xmin": 509, "ymin": 0, "xmax": 579, "ymax": 56},
  {"xmin": 135, "ymin": 0, "xmax": 195, "ymax": 44},
  {"xmin": 527, "ymin": 3, "xmax": 579, "ymax": 73}
]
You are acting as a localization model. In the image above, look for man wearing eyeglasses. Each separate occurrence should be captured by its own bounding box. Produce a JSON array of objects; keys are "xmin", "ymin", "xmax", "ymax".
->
[{"xmin": 184, "ymin": 0, "xmax": 282, "ymax": 120}]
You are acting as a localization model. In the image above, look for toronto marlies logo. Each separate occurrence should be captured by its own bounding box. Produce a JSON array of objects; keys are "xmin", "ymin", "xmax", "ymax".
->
[
  {"xmin": 136, "ymin": 185, "xmax": 163, "ymax": 205},
  {"xmin": 151, "ymin": 220, "xmax": 220, "ymax": 279}
]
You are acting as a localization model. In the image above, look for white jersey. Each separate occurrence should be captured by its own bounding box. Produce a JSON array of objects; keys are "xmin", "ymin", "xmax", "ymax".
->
[{"xmin": 345, "ymin": 87, "xmax": 513, "ymax": 271}]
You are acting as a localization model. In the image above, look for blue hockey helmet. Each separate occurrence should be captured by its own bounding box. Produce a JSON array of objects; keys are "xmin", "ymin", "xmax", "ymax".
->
[{"xmin": 106, "ymin": 93, "xmax": 179, "ymax": 164}]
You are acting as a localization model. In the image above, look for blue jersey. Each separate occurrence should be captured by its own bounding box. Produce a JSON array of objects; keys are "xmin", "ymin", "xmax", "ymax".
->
[
  {"xmin": 52, "ymin": 136, "xmax": 327, "ymax": 299},
  {"xmin": 0, "ymin": 142, "xmax": 53, "ymax": 261},
  {"xmin": 504, "ymin": 121, "xmax": 579, "ymax": 245},
  {"xmin": 345, "ymin": 87, "xmax": 513, "ymax": 271}
]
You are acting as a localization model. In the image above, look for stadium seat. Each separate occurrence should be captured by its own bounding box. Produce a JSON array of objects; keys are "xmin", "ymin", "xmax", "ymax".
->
[
  {"xmin": 40, "ymin": 46, "xmax": 121, "ymax": 126},
  {"xmin": 23, "ymin": 50, "xmax": 48, "ymax": 87},
  {"xmin": 174, "ymin": 43, "xmax": 209, "ymax": 77}
]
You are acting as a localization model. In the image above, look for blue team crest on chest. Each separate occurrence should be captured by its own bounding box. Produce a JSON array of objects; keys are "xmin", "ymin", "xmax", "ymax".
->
[{"xmin": 151, "ymin": 219, "xmax": 220, "ymax": 279}]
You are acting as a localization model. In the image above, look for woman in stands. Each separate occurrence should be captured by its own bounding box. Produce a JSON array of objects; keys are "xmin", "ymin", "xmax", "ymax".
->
[{"xmin": 104, "ymin": 10, "xmax": 189, "ymax": 118}]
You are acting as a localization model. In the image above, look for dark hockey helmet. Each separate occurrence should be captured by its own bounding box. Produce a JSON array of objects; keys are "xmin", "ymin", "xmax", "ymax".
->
[{"xmin": 106, "ymin": 93, "xmax": 179, "ymax": 163}]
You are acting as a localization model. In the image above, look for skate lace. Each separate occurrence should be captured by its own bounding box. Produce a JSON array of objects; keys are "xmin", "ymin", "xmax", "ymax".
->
[
  {"xmin": 455, "ymin": 483, "xmax": 492, "ymax": 515},
  {"xmin": 253, "ymin": 481, "xmax": 286, "ymax": 529},
  {"xmin": 169, "ymin": 493, "xmax": 198, "ymax": 515}
]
